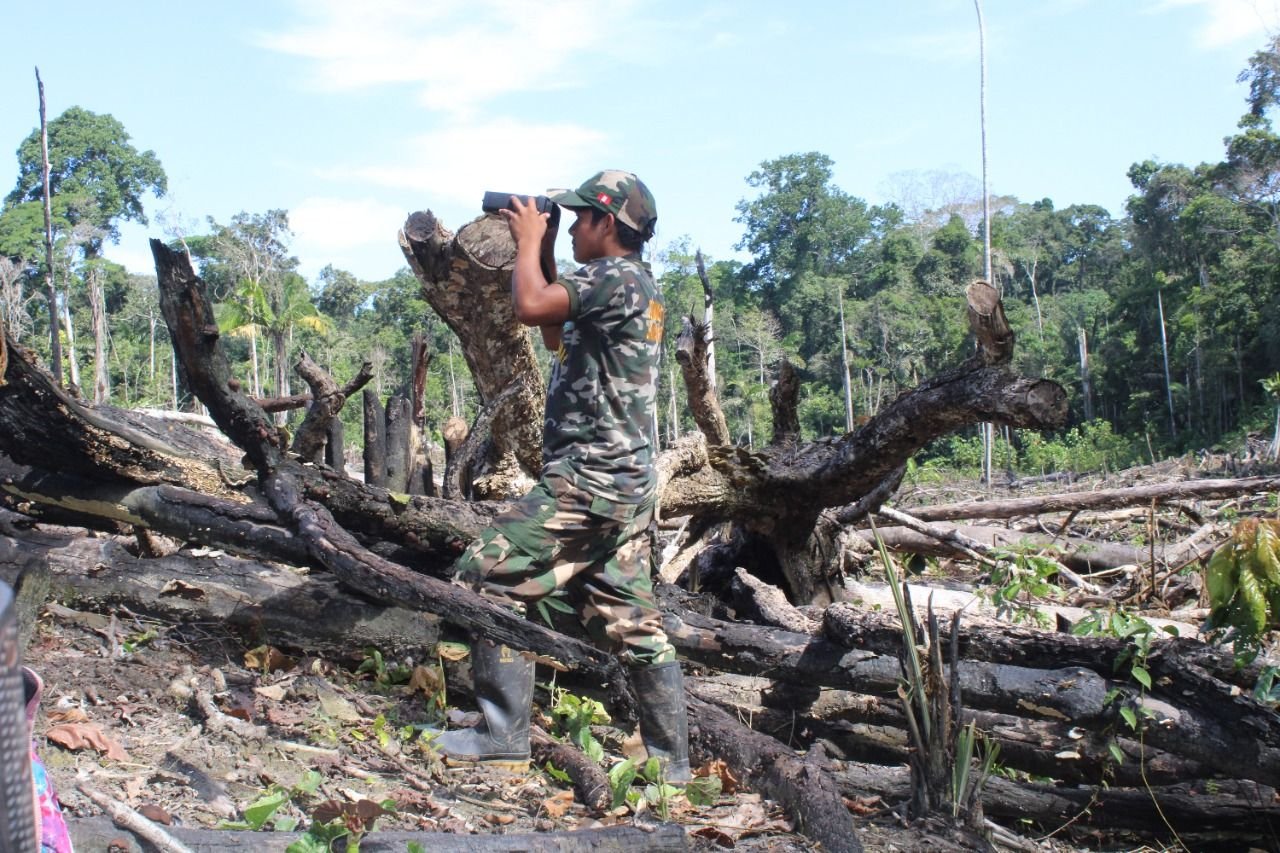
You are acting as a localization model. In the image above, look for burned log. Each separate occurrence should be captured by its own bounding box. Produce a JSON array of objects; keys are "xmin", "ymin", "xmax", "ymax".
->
[
  {"xmin": 149, "ymin": 239, "xmax": 638, "ymax": 716},
  {"xmin": 832, "ymin": 760, "xmax": 1280, "ymax": 839},
  {"xmin": 66, "ymin": 817, "xmax": 689, "ymax": 853},
  {"xmin": 290, "ymin": 352, "xmax": 372, "ymax": 464},
  {"xmin": 687, "ymin": 673, "xmax": 1208, "ymax": 788},
  {"xmin": 686, "ymin": 695, "xmax": 862, "ymax": 853},
  {"xmin": 399, "ymin": 211, "xmax": 544, "ymax": 498},
  {"xmin": 0, "ymin": 519, "xmax": 438, "ymax": 660},
  {"xmin": 674, "ymin": 315, "xmax": 729, "ymax": 446},
  {"xmin": 362, "ymin": 388, "xmax": 386, "ymax": 488},
  {"xmin": 904, "ymin": 475, "xmax": 1280, "ymax": 523}
]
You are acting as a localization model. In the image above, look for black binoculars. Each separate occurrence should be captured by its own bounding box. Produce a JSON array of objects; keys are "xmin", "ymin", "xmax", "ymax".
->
[{"xmin": 481, "ymin": 192, "xmax": 556, "ymax": 215}]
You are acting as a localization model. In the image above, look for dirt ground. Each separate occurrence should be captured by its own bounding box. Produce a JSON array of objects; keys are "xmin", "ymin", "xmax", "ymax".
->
[{"xmin": 27, "ymin": 602, "xmax": 962, "ymax": 852}]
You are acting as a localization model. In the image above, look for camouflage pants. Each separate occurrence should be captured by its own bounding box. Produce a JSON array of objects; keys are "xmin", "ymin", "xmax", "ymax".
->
[{"xmin": 452, "ymin": 475, "xmax": 675, "ymax": 667}]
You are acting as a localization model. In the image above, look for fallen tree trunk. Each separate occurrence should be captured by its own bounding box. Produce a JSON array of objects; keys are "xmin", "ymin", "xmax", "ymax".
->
[
  {"xmin": 66, "ymin": 816, "xmax": 689, "ymax": 853},
  {"xmin": 686, "ymin": 695, "xmax": 862, "ymax": 853},
  {"xmin": 832, "ymin": 760, "xmax": 1280, "ymax": 839},
  {"xmin": 0, "ymin": 519, "xmax": 439, "ymax": 660},
  {"xmin": 860, "ymin": 523, "xmax": 1149, "ymax": 574},
  {"xmin": 903, "ymin": 475, "xmax": 1280, "ymax": 522},
  {"xmin": 687, "ymin": 673, "xmax": 1208, "ymax": 788},
  {"xmin": 662, "ymin": 598, "xmax": 1111, "ymax": 720}
]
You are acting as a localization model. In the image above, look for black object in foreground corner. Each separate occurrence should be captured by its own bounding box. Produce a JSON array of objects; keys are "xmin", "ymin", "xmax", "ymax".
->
[{"xmin": 0, "ymin": 580, "xmax": 36, "ymax": 853}]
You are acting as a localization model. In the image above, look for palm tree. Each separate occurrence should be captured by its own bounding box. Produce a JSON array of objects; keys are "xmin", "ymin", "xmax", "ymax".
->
[{"xmin": 216, "ymin": 276, "xmax": 270, "ymax": 397}]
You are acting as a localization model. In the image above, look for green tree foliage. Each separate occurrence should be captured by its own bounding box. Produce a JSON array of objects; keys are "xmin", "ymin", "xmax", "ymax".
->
[
  {"xmin": 7, "ymin": 37, "xmax": 1280, "ymax": 472},
  {"xmin": 7, "ymin": 106, "xmax": 166, "ymax": 247}
]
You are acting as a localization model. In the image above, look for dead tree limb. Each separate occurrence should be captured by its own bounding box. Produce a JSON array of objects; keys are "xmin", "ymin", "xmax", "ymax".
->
[
  {"xmin": 674, "ymin": 315, "xmax": 729, "ymax": 446},
  {"xmin": 904, "ymin": 476, "xmax": 1280, "ymax": 522},
  {"xmin": 860, "ymin": 523, "xmax": 1147, "ymax": 574},
  {"xmin": 291, "ymin": 353, "xmax": 372, "ymax": 463},
  {"xmin": 686, "ymin": 694, "xmax": 862, "ymax": 853},
  {"xmin": 399, "ymin": 211, "xmax": 544, "ymax": 497},
  {"xmin": 150, "ymin": 239, "xmax": 634, "ymax": 711},
  {"xmin": 768, "ymin": 360, "xmax": 801, "ymax": 447},
  {"xmin": 831, "ymin": 760, "xmax": 1280, "ymax": 839}
]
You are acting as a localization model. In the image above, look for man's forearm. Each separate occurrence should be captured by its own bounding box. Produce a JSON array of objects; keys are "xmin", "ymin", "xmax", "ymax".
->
[{"xmin": 540, "ymin": 325, "xmax": 562, "ymax": 352}]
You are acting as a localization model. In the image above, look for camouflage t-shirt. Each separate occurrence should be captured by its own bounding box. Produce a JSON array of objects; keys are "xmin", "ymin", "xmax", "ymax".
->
[{"xmin": 544, "ymin": 253, "xmax": 665, "ymax": 504}]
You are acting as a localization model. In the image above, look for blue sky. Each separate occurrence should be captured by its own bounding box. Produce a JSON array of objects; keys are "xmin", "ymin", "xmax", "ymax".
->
[{"xmin": 2, "ymin": 0, "xmax": 1277, "ymax": 283}]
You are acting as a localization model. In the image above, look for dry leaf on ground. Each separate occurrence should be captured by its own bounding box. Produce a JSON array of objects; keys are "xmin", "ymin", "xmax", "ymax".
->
[{"xmin": 46, "ymin": 722, "xmax": 130, "ymax": 762}]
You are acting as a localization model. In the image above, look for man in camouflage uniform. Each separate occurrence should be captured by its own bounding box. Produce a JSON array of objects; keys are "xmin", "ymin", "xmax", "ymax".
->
[{"xmin": 434, "ymin": 171, "xmax": 690, "ymax": 782}]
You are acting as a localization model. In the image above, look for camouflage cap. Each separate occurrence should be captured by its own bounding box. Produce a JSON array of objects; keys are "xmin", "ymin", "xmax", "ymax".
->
[{"xmin": 549, "ymin": 170, "xmax": 657, "ymax": 237}]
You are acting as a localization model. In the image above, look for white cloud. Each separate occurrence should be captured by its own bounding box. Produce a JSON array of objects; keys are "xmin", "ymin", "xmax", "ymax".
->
[
  {"xmin": 290, "ymin": 196, "xmax": 408, "ymax": 253},
  {"xmin": 102, "ymin": 240, "xmax": 161, "ymax": 277},
  {"xmin": 1149, "ymin": 0, "xmax": 1279, "ymax": 48},
  {"xmin": 288, "ymin": 196, "xmax": 411, "ymax": 280},
  {"xmin": 257, "ymin": 0, "xmax": 640, "ymax": 116},
  {"xmin": 323, "ymin": 118, "xmax": 610, "ymax": 208}
]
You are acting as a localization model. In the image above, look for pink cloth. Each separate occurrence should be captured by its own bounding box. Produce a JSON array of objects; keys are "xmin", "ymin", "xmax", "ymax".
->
[{"xmin": 32, "ymin": 743, "xmax": 72, "ymax": 853}]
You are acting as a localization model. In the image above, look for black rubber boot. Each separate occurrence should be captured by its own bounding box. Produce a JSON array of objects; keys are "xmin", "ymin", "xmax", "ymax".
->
[
  {"xmin": 632, "ymin": 661, "xmax": 692, "ymax": 783},
  {"xmin": 434, "ymin": 640, "xmax": 534, "ymax": 771}
]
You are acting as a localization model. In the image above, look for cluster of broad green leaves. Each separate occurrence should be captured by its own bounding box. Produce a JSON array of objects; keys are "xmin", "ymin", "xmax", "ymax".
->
[{"xmin": 1204, "ymin": 518, "xmax": 1280, "ymax": 663}]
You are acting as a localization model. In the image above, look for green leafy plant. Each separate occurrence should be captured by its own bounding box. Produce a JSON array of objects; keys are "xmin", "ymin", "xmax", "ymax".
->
[
  {"xmin": 683, "ymin": 773, "xmax": 722, "ymax": 807},
  {"xmin": 356, "ymin": 648, "xmax": 412, "ymax": 686},
  {"xmin": 220, "ymin": 770, "xmax": 323, "ymax": 832},
  {"xmin": 984, "ymin": 548, "xmax": 1063, "ymax": 625},
  {"xmin": 1072, "ymin": 607, "xmax": 1176, "ymax": 763},
  {"xmin": 1203, "ymin": 517, "xmax": 1280, "ymax": 664},
  {"xmin": 951, "ymin": 720, "xmax": 998, "ymax": 819},
  {"xmin": 549, "ymin": 688, "xmax": 610, "ymax": 763},
  {"xmin": 121, "ymin": 627, "xmax": 159, "ymax": 654},
  {"xmin": 606, "ymin": 756, "xmax": 684, "ymax": 817}
]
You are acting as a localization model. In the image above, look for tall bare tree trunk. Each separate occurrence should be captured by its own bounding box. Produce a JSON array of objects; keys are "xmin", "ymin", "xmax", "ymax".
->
[
  {"xmin": 35, "ymin": 67, "xmax": 64, "ymax": 385},
  {"xmin": 249, "ymin": 326, "xmax": 261, "ymax": 398},
  {"xmin": 1158, "ymin": 288, "xmax": 1177, "ymax": 439},
  {"xmin": 839, "ymin": 280, "xmax": 854, "ymax": 432},
  {"xmin": 273, "ymin": 329, "xmax": 287, "ymax": 426},
  {"xmin": 1077, "ymin": 326, "xmax": 1093, "ymax": 422},
  {"xmin": 668, "ymin": 360, "xmax": 678, "ymax": 443},
  {"xmin": 63, "ymin": 301, "xmax": 80, "ymax": 391},
  {"xmin": 89, "ymin": 265, "xmax": 110, "ymax": 403},
  {"xmin": 975, "ymin": 0, "xmax": 994, "ymax": 488},
  {"xmin": 695, "ymin": 250, "xmax": 717, "ymax": 392},
  {"xmin": 148, "ymin": 310, "xmax": 157, "ymax": 393}
]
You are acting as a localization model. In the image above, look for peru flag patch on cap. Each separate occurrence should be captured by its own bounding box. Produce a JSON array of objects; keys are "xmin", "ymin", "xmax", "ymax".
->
[{"xmin": 596, "ymin": 192, "xmax": 613, "ymax": 205}]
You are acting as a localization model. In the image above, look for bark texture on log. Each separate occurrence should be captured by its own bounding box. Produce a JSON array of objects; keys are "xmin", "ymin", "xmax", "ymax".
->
[
  {"xmin": 290, "ymin": 353, "xmax": 371, "ymax": 464},
  {"xmin": 903, "ymin": 475, "xmax": 1280, "ymax": 522},
  {"xmin": 150, "ymin": 240, "xmax": 634, "ymax": 712},
  {"xmin": 67, "ymin": 816, "xmax": 689, "ymax": 852},
  {"xmin": 674, "ymin": 315, "xmax": 729, "ymax": 446},
  {"xmin": 399, "ymin": 211, "xmax": 543, "ymax": 496},
  {"xmin": 687, "ymin": 695, "xmax": 862, "ymax": 853},
  {"xmin": 832, "ymin": 760, "xmax": 1280, "ymax": 837},
  {"xmin": 860, "ymin": 524, "xmax": 1149, "ymax": 574},
  {"xmin": 688, "ymin": 673, "xmax": 1206, "ymax": 788},
  {"xmin": 385, "ymin": 394, "xmax": 412, "ymax": 493},
  {"xmin": 0, "ymin": 522, "xmax": 439, "ymax": 659},
  {"xmin": 768, "ymin": 360, "xmax": 801, "ymax": 447},
  {"xmin": 0, "ymin": 333, "xmax": 243, "ymax": 498}
]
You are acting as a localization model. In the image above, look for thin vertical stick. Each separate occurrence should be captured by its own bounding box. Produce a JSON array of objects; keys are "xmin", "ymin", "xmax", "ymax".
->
[{"xmin": 35, "ymin": 67, "xmax": 64, "ymax": 384}]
